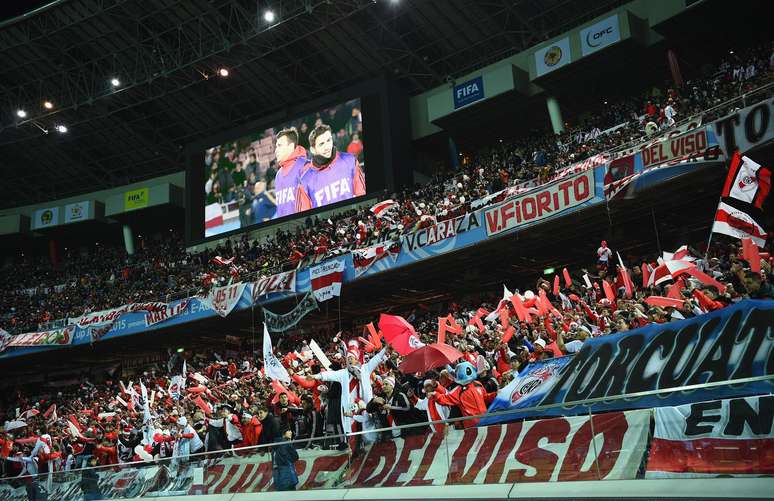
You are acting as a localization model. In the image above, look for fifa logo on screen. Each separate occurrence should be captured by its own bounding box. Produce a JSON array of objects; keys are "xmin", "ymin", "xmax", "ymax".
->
[{"xmin": 456, "ymin": 82, "xmax": 480, "ymax": 100}]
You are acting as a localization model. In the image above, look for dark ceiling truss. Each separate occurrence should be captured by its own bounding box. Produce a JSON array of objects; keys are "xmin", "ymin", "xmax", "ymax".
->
[{"xmin": 0, "ymin": 0, "xmax": 628, "ymax": 209}]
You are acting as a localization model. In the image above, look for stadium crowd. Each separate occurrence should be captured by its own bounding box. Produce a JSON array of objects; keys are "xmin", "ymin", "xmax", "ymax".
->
[
  {"xmin": 1, "ymin": 236, "xmax": 772, "ymax": 483},
  {"xmin": 1, "ymin": 42, "xmax": 772, "ymax": 336}
]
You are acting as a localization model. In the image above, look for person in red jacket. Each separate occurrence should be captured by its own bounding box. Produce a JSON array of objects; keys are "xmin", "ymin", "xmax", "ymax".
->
[{"xmin": 429, "ymin": 362, "xmax": 496, "ymax": 428}]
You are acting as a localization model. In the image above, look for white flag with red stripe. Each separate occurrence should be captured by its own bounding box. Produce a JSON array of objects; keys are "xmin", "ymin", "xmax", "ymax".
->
[
  {"xmin": 712, "ymin": 200, "xmax": 767, "ymax": 247},
  {"xmin": 310, "ymin": 259, "xmax": 345, "ymax": 302},
  {"xmin": 370, "ymin": 199, "xmax": 397, "ymax": 218}
]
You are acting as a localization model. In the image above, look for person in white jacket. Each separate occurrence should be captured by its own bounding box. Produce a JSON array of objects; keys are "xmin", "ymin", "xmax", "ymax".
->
[{"xmin": 313, "ymin": 344, "xmax": 387, "ymax": 436}]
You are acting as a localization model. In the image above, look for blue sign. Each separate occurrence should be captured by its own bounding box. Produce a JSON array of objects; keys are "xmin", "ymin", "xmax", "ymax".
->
[
  {"xmin": 453, "ymin": 76, "xmax": 485, "ymax": 110},
  {"xmin": 482, "ymin": 300, "xmax": 774, "ymax": 425}
]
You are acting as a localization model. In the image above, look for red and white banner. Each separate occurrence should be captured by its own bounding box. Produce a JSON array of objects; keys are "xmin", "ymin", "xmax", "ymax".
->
[
  {"xmin": 198, "ymin": 410, "xmax": 648, "ymax": 493},
  {"xmin": 352, "ymin": 241, "xmax": 401, "ymax": 276},
  {"xmin": 70, "ymin": 302, "xmax": 171, "ymax": 328},
  {"xmin": 615, "ymin": 118, "xmax": 703, "ymax": 159},
  {"xmin": 252, "ymin": 270, "xmax": 296, "ymax": 301},
  {"xmin": 484, "ymin": 170, "xmax": 594, "ymax": 236},
  {"xmin": 205, "ymin": 202, "xmax": 224, "ymax": 229},
  {"xmin": 712, "ymin": 200, "xmax": 768, "ymax": 247},
  {"xmin": 1, "ymin": 325, "xmax": 75, "ymax": 352},
  {"xmin": 204, "ymin": 283, "xmax": 247, "ymax": 317},
  {"xmin": 310, "ymin": 259, "xmax": 345, "ymax": 302},
  {"xmin": 646, "ymin": 395, "xmax": 774, "ymax": 478},
  {"xmin": 144, "ymin": 300, "xmax": 191, "ymax": 327},
  {"xmin": 370, "ymin": 199, "xmax": 398, "ymax": 217},
  {"xmin": 640, "ymin": 128, "xmax": 711, "ymax": 168}
]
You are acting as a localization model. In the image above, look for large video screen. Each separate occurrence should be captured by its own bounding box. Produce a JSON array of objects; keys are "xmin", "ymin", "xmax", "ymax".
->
[{"xmin": 203, "ymin": 99, "xmax": 365, "ymax": 237}]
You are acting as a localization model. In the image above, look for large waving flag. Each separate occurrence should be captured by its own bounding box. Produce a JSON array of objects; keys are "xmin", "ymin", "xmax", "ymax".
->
[
  {"xmin": 712, "ymin": 152, "xmax": 770, "ymax": 247},
  {"xmin": 263, "ymin": 325, "xmax": 290, "ymax": 383}
]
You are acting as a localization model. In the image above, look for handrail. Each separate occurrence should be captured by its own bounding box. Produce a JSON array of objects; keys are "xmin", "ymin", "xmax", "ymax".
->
[{"xmin": 4, "ymin": 372, "xmax": 773, "ymax": 482}]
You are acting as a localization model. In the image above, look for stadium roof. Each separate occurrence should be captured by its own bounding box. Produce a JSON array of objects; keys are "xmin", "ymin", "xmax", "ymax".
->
[{"xmin": 0, "ymin": 0, "xmax": 626, "ymax": 209}]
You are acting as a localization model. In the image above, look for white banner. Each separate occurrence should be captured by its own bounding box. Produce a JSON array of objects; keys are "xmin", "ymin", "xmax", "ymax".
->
[
  {"xmin": 197, "ymin": 410, "xmax": 649, "ymax": 492},
  {"xmin": 204, "ymin": 282, "xmax": 247, "ymax": 317},
  {"xmin": 262, "ymin": 325, "xmax": 290, "ymax": 383},
  {"xmin": 310, "ymin": 259, "xmax": 345, "ymax": 302},
  {"xmin": 484, "ymin": 170, "xmax": 595, "ymax": 236},
  {"xmin": 252, "ymin": 270, "xmax": 296, "ymax": 301}
]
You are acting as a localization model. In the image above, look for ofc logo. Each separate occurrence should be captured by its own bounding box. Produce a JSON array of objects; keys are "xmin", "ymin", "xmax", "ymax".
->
[{"xmin": 586, "ymin": 26, "xmax": 613, "ymax": 47}]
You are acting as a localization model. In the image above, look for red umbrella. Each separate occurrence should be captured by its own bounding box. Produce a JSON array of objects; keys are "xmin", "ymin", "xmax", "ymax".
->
[
  {"xmin": 378, "ymin": 313, "xmax": 424, "ymax": 355},
  {"xmin": 399, "ymin": 343, "xmax": 464, "ymax": 374}
]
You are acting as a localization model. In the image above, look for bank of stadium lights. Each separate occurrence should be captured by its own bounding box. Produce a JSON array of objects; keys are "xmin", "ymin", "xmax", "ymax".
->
[
  {"xmin": 110, "ymin": 77, "xmax": 121, "ymax": 87},
  {"xmin": 55, "ymin": 124, "xmax": 68, "ymax": 134},
  {"xmin": 218, "ymin": 68, "xmax": 230, "ymax": 77},
  {"xmin": 263, "ymin": 9, "xmax": 275, "ymax": 23},
  {"xmin": 43, "ymin": 101, "xmax": 54, "ymax": 110},
  {"xmin": 16, "ymin": 109, "xmax": 27, "ymax": 118}
]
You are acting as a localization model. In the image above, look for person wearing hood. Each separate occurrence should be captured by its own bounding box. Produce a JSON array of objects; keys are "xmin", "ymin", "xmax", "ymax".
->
[
  {"xmin": 174, "ymin": 416, "xmax": 204, "ymax": 463},
  {"xmin": 295, "ymin": 124, "xmax": 366, "ymax": 213},
  {"xmin": 272, "ymin": 127, "xmax": 308, "ymax": 219},
  {"xmin": 271, "ymin": 427, "xmax": 299, "ymax": 491}
]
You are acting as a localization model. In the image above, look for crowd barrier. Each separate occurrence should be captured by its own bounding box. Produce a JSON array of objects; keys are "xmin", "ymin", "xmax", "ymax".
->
[
  {"xmin": 1, "ymin": 377, "xmax": 772, "ymax": 500},
  {"xmin": 2, "ymin": 94, "xmax": 774, "ymax": 358}
]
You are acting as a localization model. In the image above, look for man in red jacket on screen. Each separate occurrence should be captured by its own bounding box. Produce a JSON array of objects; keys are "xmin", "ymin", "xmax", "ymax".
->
[
  {"xmin": 295, "ymin": 124, "xmax": 365, "ymax": 212},
  {"xmin": 272, "ymin": 127, "xmax": 308, "ymax": 220}
]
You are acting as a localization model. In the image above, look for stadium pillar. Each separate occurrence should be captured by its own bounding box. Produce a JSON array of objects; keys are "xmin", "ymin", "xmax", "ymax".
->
[
  {"xmin": 48, "ymin": 239, "xmax": 59, "ymax": 266},
  {"xmin": 123, "ymin": 224, "xmax": 135, "ymax": 256},
  {"xmin": 448, "ymin": 137, "xmax": 460, "ymax": 169},
  {"xmin": 546, "ymin": 96, "xmax": 564, "ymax": 134}
]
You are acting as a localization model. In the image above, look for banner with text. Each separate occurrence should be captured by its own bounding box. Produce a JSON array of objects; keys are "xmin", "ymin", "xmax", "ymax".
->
[
  {"xmin": 197, "ymin": 410, "xmax": 648, "ymax": 493},
  {"xmin": 484, "ymin": 170, "xmax": 595, "ymax": 236},
  {"xmin": 252, "ymin": 270, "xmax": 296, "ymax": 301},
  {"xmin": 646, "ymin": 395, "xmax": 774, "ymax": 478},
  {"xmin": 204, "ymin": 282, "xmax": 249, "ymax": 317},
  {"xmin": 310, "ymin": 259, "xmax": 345, "ymax": 302},
  {"xmin": 523, "ymin": 300, "xmax": 774, "ymax": 418}
]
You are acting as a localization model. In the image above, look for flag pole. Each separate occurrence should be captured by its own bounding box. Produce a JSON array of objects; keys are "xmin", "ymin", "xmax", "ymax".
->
[{"xmin": 704, "ymin": 197, "xmax": 722, "ymax": 263}]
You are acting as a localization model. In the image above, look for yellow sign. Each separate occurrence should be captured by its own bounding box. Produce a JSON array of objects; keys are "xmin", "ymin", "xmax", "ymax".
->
[{"xmin": 124, "ymin": 187, "xmax": 149, "ymax": 210}]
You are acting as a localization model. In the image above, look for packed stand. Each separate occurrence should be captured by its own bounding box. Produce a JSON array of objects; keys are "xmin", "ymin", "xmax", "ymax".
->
[
  {"xmin": 1, "ymin": 42, "xmax": 773, "ymax": 336},
  {"xmin": 1, "ymin": 237, "xmax": 771, "ymax": 483}
]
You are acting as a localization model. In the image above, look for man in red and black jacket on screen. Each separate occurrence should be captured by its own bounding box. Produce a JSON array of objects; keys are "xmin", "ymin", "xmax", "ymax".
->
[
  {"xmin": 271, "ymin": 127, "xmax": 308, "ymax": 220},
  {"xmin": 295, "ymin": 124, "xmax": 366, "ymax": 213}
]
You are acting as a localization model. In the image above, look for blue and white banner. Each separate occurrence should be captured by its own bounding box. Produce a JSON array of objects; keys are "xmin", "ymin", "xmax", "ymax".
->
[
  {"xmin": 453, "ymin": 76, "xmax": 485, "ymax": 110},
  {"xmin": 483, "ymin": 300, "xmax": 774, "ymax": 424}
]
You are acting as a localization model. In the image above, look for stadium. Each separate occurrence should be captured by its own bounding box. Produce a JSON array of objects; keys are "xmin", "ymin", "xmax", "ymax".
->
[{"xmin": 0, "ymin": 0, "xmax": 772, "ymax": 499}]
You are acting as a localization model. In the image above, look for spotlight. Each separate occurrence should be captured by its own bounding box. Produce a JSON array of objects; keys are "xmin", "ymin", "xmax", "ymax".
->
[
  {"xmin": 263, "ymin": 9, "xmax": 275, "ymax": 22},
  {"xmin": 110, "ymin": 77, "xmax": 121, "ymax": 87},
  {"xmin": 176, "ymin": 347, "xmax": 185, "ymax": 353},
  {"xmin": 43, "ymin": 101, "xmax": 54, "ymax": 110},
  {"xmin": 16, "ymin": 109, "xmax": 27, "ymax": 118},
  {"xmin": 55, "ymin": 125, "xmax": 68, "ymax": 133},
  {"xmin": 218, "ymin": 68, "xmax": 229, "ymax": 77}
]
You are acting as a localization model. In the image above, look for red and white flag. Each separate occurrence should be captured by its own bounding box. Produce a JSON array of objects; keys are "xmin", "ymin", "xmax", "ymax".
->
[
  {"xmin": 205, "ymin": 203, "xmax": 224, "ymax": 230},
  {"xmin": 352, "ymin": 242, "xmax": 400, "ymax": 276},
  {"xmin": 721, "ymin": 151, "xmax": 771, "ymax": 209},
  {"xmin": 712, "ymin": 152, "xmax": 770, "ymax": 247},
  {"xmin": 712, "ymin": 200, "xmax": 767, "ymax": 247},
  {"xmin": 210, "ymin": 256, "xmax": 234, "ymax": 266},
  {"xmin": 310, "ymin": 259, "xmax": 345, "ymax": 302},
  {"xmin": 370, "ymin": 199, "xmax": 397, "ymax": 218}
]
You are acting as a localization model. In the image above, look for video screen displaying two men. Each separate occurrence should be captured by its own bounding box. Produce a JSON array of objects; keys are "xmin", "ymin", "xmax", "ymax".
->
[{"xmin": 204, "ymin": 99, "xmax": 365, "ymax": 237}]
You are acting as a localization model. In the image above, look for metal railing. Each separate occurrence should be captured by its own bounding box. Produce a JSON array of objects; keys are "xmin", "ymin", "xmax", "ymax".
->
[{"xmin": 3, "ymin": 373, "xmax": 772, "ymax": 484}]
